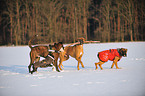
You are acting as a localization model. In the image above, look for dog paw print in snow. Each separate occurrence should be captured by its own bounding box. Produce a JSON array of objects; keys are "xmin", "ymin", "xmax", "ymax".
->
[
  {"xmin": 120, "ymin": 80, "xmax": 128, "ymax": 82},
  {"xmin": 30, "ymin": 84, "xmax": 38, "ymax": 87},
  {"xmin": 95, "ymin": 82, "xmax": 105, "ymax": 84},
  {"xmin": 72, "ymin": 83, "xmax": 79, "ymax": 86},
  {"xmin": 87, "ymin": 82, "xmax": 93, "ymax": 84}
]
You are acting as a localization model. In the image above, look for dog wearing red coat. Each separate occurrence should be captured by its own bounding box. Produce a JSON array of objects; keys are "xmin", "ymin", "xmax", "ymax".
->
[{"xmin": 95, "ymin": 48, "xmax": 128, "ymax": 70}]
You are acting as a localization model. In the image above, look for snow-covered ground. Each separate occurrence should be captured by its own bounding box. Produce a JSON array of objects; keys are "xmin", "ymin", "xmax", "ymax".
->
[{"xmin": 0, "ymin": 42, "xmax": 145, "ymax": 96}]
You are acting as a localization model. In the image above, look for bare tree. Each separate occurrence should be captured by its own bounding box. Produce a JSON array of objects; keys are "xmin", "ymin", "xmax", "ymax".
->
[
  {"xmin": 2, "ymin": 0, "xmax": 16, "ymax": 45},
  {"xmin": 98, "ymin": 0, "xmax": 111, "ymax": 42}
]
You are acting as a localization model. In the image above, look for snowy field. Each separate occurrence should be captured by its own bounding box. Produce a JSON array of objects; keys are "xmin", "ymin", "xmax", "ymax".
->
[{"xmin": 0, "ymin": 42, "xmax": 145, "ymax": 96}]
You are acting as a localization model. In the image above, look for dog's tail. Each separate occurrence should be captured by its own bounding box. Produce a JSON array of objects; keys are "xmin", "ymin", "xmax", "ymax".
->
[{"xmin": 28, "ymin": 35, "xmax": 38, "ymax": 49}]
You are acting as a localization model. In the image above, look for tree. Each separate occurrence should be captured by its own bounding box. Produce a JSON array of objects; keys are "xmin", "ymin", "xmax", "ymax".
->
[
  {"xmin": 2, "ymin": 0, "xmax": 15, "ymax": 45},
  {"xmin": 1, "ymin": 0, "xmax": 145, "ymax": 45},
  {"xmin": 98, "ymin": 0, "xmax": 111, "ymax": 42},
  {"xmin": 119, "ymin": 0, "xmax": 135, "ymax": 41}
]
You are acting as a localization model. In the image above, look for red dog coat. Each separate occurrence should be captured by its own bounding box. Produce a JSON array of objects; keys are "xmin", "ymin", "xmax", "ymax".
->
[{"xmin": 98, "ymin": 49, "xmax": 122, "ymax": 62}]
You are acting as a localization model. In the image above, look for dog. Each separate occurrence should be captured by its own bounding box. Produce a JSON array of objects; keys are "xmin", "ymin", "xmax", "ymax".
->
[
  {"xmin": 28, "ymin": 35, "xmax": 64, "ymax": 73},
  {"xmin": 30, "ymin": 52, "xmax": 55, "ymax": 74},
  {"xmin": 59, "ymin": 38, "xmax": 85, "ymax": 70},
  {"xmin": 95, "ymin": 48, "xmax": 128, "ymax": 70}
]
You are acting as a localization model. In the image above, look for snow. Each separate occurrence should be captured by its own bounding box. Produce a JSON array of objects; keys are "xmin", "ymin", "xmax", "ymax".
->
[{"xmin": 0, "ymin": 42, "xmax": 145, "ymax": 96}]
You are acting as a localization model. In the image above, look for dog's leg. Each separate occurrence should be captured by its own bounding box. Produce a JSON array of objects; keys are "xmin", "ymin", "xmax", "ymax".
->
[
  {"xmin": 28, "ymin": 64, "xmax": 32, "ymax": 73},
  {"xmin": 28, "ymin": 58, "xmax": 35, "ymax": 73},
  {"xmin": 111, "ymin": 62, "xmax": 115, "ymax": 69},
  {"xmin": 76, "ymin": 58, "xmax": 80, "ymax": 70},
  {"xmin": 76, "ymin": 58, "xmax": 84, "ymax": 70},
  {"xmin": 58, "ymin": 53, "xmax": 64, "ymax": 70},
  {"xmin": 59, "ymin": 58, "xmax": 63, "ymax": 71},
  {"xmin": 99, "ymin": 63, "xmax": 104, "ymax": 70},
  {"xmin": 75, "ymin": 57, "xmax": 80, "ymax": 70},
  {"xmin": 59, "ymin": 54, "xmax": 69, "ymax": 70},
  {"xmin": 95, "ymin": 61, "xmax": 105, "ymax": 70},
  {"xmin": 80, "ymin": 60, "xmax": 84, "ymax": 68},
  {"xmin": 75, "ymin": 54, "xmax": 84, "ymax": 70},
  {"xmin": 32, "ymin": 67, "xmax": 38, "ymax": 74},
  {"xmin": 79, "ymin": 55, "xmax": 84, "ymax": 68},
  {"xmin": 29, "ymin": 51, "xmax": 38, "ymax": 73},
  {"xmin": 51, "ymin": 53, "xmax": 60, "ymax": 72},
  {"xmin": 28, "ymin": 54, "xmax": 32, "ymax": 73},
  {"xmin": 61, "ymin": 64, "xmax": 64, "ymax": 69},
  {"xmin": 77, "ymin": 60, "xmax": 80, "ymax": 70},
  {"xmin": 52, "ymin": 65, "xmax": 55, "ymax": 71},
  {"xmin": 54, "ymin": 60, "xmax": 60, "ymax": 72},
  {"xmin": 95, "ymin": 62, "xmax": 98, "ymax": 70},
  {"xmin": 30, "ymin": 64, "xmax": 35, "ymax": 74},
  {"xmin": 111, "ymin": 56, "xmax": 120, "ymax": 69},
  {"xmin": 34, "ymin": 57, "xmax": 40, "ymax": 72}
]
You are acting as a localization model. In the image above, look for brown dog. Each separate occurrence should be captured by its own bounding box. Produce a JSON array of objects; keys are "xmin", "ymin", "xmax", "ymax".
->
[
  {"xmin": 31, "ymin": 52, "xmax": 55, "ymax": 74},
  {"xmin": 28, "ymin": 35, "xmax": 64, "ymax": 73},
  {"xmin": 95, "ymin": 48, "xmax": 128, "ymax": 70},
  {"xmin": 59, "ymin": 38, "xmax": 85, "ymax": 70}
]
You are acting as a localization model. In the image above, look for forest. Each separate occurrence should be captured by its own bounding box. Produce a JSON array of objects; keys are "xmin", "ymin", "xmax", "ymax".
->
[{"xmin": 0, "ymin": 0, "xmax": 145, "ymax": 45}]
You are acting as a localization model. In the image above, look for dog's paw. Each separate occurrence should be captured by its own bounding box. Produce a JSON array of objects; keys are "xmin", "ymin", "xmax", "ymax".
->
[
  {"xmin": 77, "ymin": 68, "xmax": 80, "ymax": 70},
  {"xmin": 82, "ymin": 65, "xmax": 85, "ymax": 68},
  {"xmin": 30, "ymin": 71, "xmax": 33, "ymax": 74},
  {"xmin": 52, "ymin": 66, "xmax": 55, "ymax": 71},
  {"xmin": 116, "ymin": 67, "xmax": 122, "ymax": 69}
]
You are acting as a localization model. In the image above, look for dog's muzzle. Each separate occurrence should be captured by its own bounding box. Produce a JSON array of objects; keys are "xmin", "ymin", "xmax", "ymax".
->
[{"xmin": 124, "ymin": 54, "xmax": 127, "ymax": 57}]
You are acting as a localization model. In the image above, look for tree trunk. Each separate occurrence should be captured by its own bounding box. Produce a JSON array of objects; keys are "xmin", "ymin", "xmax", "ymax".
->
[
  {"xmin": 121, "ymin": 24, "xmax": 124, "ymax": 42},
  {"xmin": 35, "ymin": 6, "xmax": 38, "ymax": 35},
  {"xmin": 140, "ymin": 2, "xmax": 144, "ymax": 40},
  {"xmin": 10, "ymin": 14, "xmax": 13, "ymax": 44},
  {"xmin": 128, "ymin": 0, "xmax": 133, "ymax": 41},
  {"xmin": 107, "ymin": 3, "xmax": 110, "ymax": 42},
  {"xmin": 16, "ymin": 0, "xmax": 20, "ymax": 45},
  {"xmin": 117, "ymin": 4, "xmax": 120, "ymax": 42},
  {"xmin": 33, "ymin": 2, "xmax": 35, "ymax": 36},
  {"xmin": 125, "ymin": 20, "xmax": 128, "ymax": 41},
  {"xmin": 134, "ymin": 4, "xmax": 138, "ymax": 41},
  {"xmin": 24, "ymin": 20, "xmax": 27, "ymax": 44},
  {"xmin": 83, "ymin": 2, "xmax": 88, "ymax": 40},
  {"xmin": 3, "ymin": 27, "xmax": 6, "ymax": 43},
  {"xmin": 113, "ymin": 11, "xmax": 117, "ymax": 42},
  {"xmin": 43, "ymin": 19, "xmax": 45, "ymax": 36},
  {"xmin": 72, "ymin": 3, "xmax": 76, "ymax": 42}
]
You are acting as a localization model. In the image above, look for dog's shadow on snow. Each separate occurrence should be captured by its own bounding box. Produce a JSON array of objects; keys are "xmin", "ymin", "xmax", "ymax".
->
[
  {"xmin": 63, "ymin": 65, "xmax": 95, "ymax": 70},
  {"xmin": 0, "ymin": 65, "xmax": 28, "ymax": 74}
]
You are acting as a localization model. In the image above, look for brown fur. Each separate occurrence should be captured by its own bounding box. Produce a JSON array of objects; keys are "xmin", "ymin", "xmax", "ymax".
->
[
  {"xmin": 95, "ymin": 48, "xmax": 128, "ymax": 70},
  {"xmin": 28, "ymin": 35, "xmax": 63, "ymax": 73},
  {"xmin": 59, "ymin": 38, "xmax": 85, "ymax": 70},
  {"xmin": 31, "ymin": 53, "xmax": 54, "ymax": 74}
]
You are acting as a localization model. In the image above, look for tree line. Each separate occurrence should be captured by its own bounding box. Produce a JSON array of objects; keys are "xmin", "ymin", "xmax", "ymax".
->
[{"xmin": 0, "ymin": 0, "xmax": 145, "ymax": 45}]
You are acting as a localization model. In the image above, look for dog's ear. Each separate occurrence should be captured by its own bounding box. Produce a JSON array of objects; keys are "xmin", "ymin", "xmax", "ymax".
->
[
  {"xmin": 77, "ymin": 37, "xmax": 85, "ymax": 44},
  {"xmin": 121, "ymin": 48, "xmax": 128, "ymax": 52},
  {"xmin": 125, "ymin": 49, "xmax": 128, "ymax": 52},
  {"xmin": 77, "ymin": 37, "xmax": 85, "ymax": 41}
]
